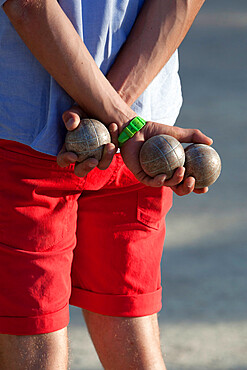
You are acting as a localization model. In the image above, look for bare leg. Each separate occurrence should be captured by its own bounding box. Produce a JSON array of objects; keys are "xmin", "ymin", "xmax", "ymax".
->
[
  {"xmin": 83, "ymin": 310, "xmax": 166, "ymax": 370},
  {"xmin": 0, "ymin": 327, "xmax": 68, "ymax": 370}
]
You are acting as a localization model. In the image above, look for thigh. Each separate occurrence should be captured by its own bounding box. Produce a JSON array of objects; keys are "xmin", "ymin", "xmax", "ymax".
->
[
  {"xmin": 83, "ymin": 310, "xmax": 166, "ymax": 370},
  {"xmin": 0, "ymin": 140, "xmax": 82, "ymax": 335},
  {"xmin": 0, "ymin": 328, "xmax": 68, "ymax": 370},
  {"xmin": 70, "ymin": 155, "xmax": 173, "ymax": 317}
]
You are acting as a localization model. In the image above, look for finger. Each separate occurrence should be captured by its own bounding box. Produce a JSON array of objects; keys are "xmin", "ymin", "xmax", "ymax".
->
[
  {"xmin": 163, "ymin": 167, "xmax": 185, "ymax": 187},
  {"xmin": 134, "ymin": 172, "xmax": 167, "ymax": 187},
  {"xmin": 74, "ymin": 158, "xmax": 98, "ymax": 177},
  {"xmin": 62, "ymin": 105, "xmax": 86, "ymax": 121},
  {"xmin": 62, "ymin": 106, "xmax": 87, "ymax": 131},
  {"xmin": 162, "ymin": 125, "xmax": 213, "ymax": 146},
  {"xmin": 108, "ymin": 123, "xmax": 119, "ymax": 149},
  {"xmin": 171, "ymin": 177, "xmax": 196, "ymax": 196},
  {"xmin": 57, "ymin": 152, "xmax": 78, "ymax": 168},
  {"xmin": 193, "ymin": 187, "xmax": 209, "ymax": 194},
  {"xmin": 97, "ymin": 143, "xmax": 116, "ymax": 170},
  {"xmin": 57, "ymin": 144, "xmax": 78, "ymax": 167}
]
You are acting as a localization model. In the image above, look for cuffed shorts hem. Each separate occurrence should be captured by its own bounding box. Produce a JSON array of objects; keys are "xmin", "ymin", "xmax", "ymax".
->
[
  {"xmin": 0, "ymin": 304, "xmax": 69, "ymax": 335},
  {"xmin": 0, "ymin": 140, "xmax": 172, "ymax": 334},
  {"xmin": 70, "ymin": 287, "xmax": 162, "ymax": 317}
]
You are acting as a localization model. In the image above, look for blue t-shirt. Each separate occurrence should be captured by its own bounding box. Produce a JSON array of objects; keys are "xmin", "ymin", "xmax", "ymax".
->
[{"xmin": 0, "ymin": 0, "xmax": 182, "ymax": 156}]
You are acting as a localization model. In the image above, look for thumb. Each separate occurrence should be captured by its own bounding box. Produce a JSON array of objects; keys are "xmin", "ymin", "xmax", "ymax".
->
[
  {"xmin": 164, "ymin": 125, "xmax": 213, "ymax": 145},
  {"xmin": 62, "ymin": 105, "xmax": 87, "ymax": 131}
]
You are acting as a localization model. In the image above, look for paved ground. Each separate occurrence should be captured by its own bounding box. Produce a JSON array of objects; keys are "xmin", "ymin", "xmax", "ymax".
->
[{"xmin": 68, "ymin": 1, "xmax": 247, "ymax": 369}]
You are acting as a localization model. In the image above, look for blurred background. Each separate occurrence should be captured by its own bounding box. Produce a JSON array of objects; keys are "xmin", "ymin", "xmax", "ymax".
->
[{"xmin": 69, "ymin": 1, "xmax": 247, "ymax": 368}]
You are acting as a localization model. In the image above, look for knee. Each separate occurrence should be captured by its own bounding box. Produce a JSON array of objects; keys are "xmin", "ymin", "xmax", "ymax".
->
[
  {"xmin": 0, "ymin": 328, "xmax": 68, "ymax": 369},
  {"xmin": 83, "ymin": 310, "xmax": 166, "ymax": 369}
]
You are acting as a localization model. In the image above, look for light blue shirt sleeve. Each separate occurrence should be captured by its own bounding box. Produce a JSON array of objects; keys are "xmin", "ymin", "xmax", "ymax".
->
[{"xmin": 0, "ymin": 0, "xmax": 7, "ymax": 6}]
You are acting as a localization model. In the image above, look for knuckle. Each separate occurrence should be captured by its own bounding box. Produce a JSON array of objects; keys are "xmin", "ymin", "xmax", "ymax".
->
[{"xmin": 193, "ymin": 129, "xmax": 201, "ymax": 137}]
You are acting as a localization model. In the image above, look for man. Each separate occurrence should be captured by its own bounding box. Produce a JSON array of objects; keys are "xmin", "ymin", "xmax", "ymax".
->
[{"xmin": 0, "ymin": 0, "xmax": 209, "ymax": 368}]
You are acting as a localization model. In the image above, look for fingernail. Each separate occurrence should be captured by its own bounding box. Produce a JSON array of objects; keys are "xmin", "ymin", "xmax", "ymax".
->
[
  {"xmin": 181, "ymin": 167, "xmax": 185, "ymax": 176},
  {"xmin": 107, "ymin": 148, "xmax": 115, "ymax": 155},
  {"xmin": 88, "ymin": 162, "xmax": 97, "ymax": 168},
  {"xmin": 187, "ymin": 180, "xmax": 194, "ymax": 188},
  {"xmin": 68, "ymin": 153, "xmax": 78, "ymax": 162},
  {"xmin": 158, "ymin": 176, "xmax": 167, "ymax": 186},
  {"xmin": 109, "ymin": 123, "xmax": 117, "ymax": 132},
  {"xmin": 107, "ymin": 143, "xmax": 115, "ymax": 153},
  {"xmin": 66, "ymin": 118, "xmax": 75, "ymax": 129}
]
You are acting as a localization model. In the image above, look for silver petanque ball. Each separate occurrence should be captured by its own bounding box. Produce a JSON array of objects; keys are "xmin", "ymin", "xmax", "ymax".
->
[
  {"xmin": 65, "ymin": 118, "xmax": 111, "ymax": 162},
  {"xmin": 139, "ymin": 134, "xmax": 185, "ymax": 179},
  {"xmin": 184, "ymin": 144, "xmax": 221, "ymax": 188}
]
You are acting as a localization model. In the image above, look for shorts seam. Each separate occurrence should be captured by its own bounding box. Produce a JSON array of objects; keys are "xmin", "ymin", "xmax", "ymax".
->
[{"xmin": 104, "ymin": 154, "xmax": 124, "ymax": 186}]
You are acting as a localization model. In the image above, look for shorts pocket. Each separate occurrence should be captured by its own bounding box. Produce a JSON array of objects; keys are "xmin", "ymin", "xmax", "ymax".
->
[
  {"xmin": 137, "ymin": 186, "xmax": 173, "ymax": 230},
  {"xmin": 0, "ymin": 143, "xmax": 80, "ymax": 252}
]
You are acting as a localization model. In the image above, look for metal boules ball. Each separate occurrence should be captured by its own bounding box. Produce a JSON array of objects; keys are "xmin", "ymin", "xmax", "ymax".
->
[
  {"xmin": 139, "ymin": 134, "xmax": 185, "ymax": 179},
  {"xmin": 184, "ymin": 144, "xmax": 221, "ymax": 188},
  {"xmin": 65, "ymin": 118, "xmax": 111, "ymax": 162}
]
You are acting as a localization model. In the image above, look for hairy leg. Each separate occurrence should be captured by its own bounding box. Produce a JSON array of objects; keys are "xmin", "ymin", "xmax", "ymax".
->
[
  {"xmin": 83, "ymin": 310, "xmax": 166, "ymax": 370},
  {"xmin": 0, "ymin": 327, "xmax": 68, "ymax": 370}
]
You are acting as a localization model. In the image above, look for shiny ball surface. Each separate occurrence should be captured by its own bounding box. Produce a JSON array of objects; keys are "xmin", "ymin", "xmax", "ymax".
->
[
  {"xmin": 184, "ymin": 144, "xmax": 221, "ymax": 188},
  {"xmin": 139, "ymin": 134, "xmax": 185, "ymax": 179},
  {"xmin": 65, "ymin": 118, "xmax": 111, "ymax": 162}
]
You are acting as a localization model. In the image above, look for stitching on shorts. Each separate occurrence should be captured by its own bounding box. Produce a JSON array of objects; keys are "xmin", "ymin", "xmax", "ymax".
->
[{"xmin": 104, "ymin": 154, "xmax": 123, "ymax": 186}]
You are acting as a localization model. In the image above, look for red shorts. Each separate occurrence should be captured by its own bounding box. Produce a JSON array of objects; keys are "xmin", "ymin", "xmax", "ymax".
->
[{"xmin": 0, "ymin": 140, "xmax": 173, "ymax": 335}]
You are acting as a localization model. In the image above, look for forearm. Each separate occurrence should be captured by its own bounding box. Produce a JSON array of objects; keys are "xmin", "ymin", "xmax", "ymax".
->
[
  {"xmin": 3, "ymin": 0, "xmax": 135, "ymax": 128},
  {"xmin": 107, "ymin": 0, "xmax": 205, "ymax": 106}
]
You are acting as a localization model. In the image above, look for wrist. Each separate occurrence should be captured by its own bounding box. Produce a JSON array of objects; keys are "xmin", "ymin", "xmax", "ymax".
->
[{"xmin": 103, "ymin": 100, "xmax": 135, "ymax": 128}]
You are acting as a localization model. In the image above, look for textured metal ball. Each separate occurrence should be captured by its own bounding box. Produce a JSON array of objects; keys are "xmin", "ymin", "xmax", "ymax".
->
[
  {"xmin": 139, "ymin": 134, "xmax": 185, "ymax": 179},
  {"xmin": 65, "ymin": 118, "xmax": 111, "ymax": 162},
  {"xmin": 184, "ymin": 144, "xmax": 221, "ymax": 188}
]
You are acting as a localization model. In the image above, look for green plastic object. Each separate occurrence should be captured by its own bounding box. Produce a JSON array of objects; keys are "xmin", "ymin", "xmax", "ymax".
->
[{"xmin": 118, "ymin": 116, "xmax": 146, "ymax": 147}]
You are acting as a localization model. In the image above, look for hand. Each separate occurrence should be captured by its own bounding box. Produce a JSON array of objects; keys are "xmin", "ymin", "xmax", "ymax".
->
[
  {"xmin": 120, "ymin": 121, "xmax": 213, "ymax": 196},
  {"xmin": 57, "ymin": 105, "xmax": 118, "ymax": 177}
]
